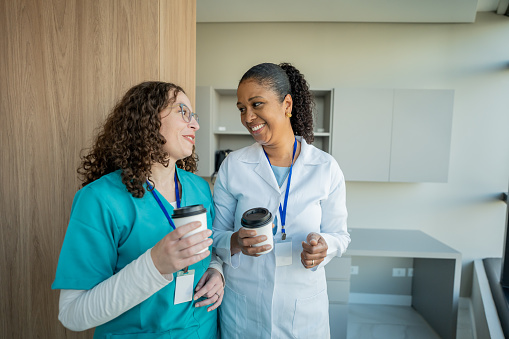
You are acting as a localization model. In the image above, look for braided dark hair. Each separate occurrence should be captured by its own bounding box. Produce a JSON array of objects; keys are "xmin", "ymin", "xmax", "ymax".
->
[{"xmin": 239, "ymin": 62, "xmax": 315, "ymax": 143}]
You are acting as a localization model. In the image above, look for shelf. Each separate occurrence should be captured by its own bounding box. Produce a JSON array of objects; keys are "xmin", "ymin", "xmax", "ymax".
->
[{"xmin": 214, "ymin": 130, "xmax": 250, "ymax": 135}]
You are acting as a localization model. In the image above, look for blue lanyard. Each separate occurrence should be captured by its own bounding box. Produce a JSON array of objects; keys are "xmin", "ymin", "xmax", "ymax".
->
[
  {"xmin": 146, "ymin": 170, "xmax": 181, "ymax": 230},
  {"xmin": 263, "ymin": 138, "xmax": 297, "ymax": 237}
]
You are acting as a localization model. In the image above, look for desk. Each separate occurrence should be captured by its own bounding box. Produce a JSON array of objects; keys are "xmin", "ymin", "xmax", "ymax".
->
[{"xmin": 344, "ymin": 228, "xmax": 462, "ymax": 339}]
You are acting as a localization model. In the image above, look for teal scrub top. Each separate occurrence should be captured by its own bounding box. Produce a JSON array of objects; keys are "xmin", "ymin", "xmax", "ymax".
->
[{"xmin": 52, "ymin": 168, "xmax": 217, "ymax": 339}]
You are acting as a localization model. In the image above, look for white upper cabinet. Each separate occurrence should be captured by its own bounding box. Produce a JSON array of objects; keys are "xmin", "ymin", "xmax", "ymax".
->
[
  {"xmin": 331, "ymin": 88, "xmax": 454, "ymax": 182},
  {"xmin": 197, "ymin": 86, "xmax": 454, "ymax": 182},
  {"xmin": 390, "ymin": 89, "xmax": 454, "ymax": 183},
  {"xmin": 332, "ymin": 89, "xmax": 394, "ymax": 181}
]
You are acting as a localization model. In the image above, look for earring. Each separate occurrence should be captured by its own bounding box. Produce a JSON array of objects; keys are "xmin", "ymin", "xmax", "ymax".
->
[{"xmin": 286, "ymin": 112, "xmax": 292, "ymax": 118}]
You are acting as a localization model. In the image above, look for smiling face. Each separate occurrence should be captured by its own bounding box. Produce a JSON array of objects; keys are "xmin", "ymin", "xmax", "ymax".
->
[
  {"xmin": 159, "ymin": 91, "xmax": 199, "ymax": 161},
  {"xmin": 237, "ymin": 79, "xmax": 293, "ymax": 146}
]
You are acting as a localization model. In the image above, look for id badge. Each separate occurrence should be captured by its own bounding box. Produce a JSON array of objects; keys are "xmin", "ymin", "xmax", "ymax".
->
[
  {"xmin": 174, "ymin": 269, "xmax": 195, "ymax": 304},
  {"xmin": 275, "ymin": 237, "xmax": 292, "ymax": 266}
]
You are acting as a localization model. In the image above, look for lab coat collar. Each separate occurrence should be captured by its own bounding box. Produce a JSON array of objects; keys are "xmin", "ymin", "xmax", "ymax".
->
[
  {"xmin": 295, "ymin": 136, "xmax": 328, "ymax": 166},
  {"xmin": 242, "ymin": 143, "xmax": 280, "ymax": 193},
  {"xmin": 237, "ymin": 136, "xmax": 327, "ymax": 193}
]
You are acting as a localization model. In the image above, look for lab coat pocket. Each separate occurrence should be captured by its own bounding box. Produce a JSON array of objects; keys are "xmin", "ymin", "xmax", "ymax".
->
[
  {"xmin": 292, "ymin": 289, "xmax": 330, "ymax": 339},
  {"xmin": 220, "ymin": 285, "xmax": 247, "ymax": 339}
]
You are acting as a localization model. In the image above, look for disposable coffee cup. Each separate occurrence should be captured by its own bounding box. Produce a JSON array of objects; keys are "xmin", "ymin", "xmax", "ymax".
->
[
  {"xmin": 172, "ymin": 204, "xmax": 208, "ymax": 254},
  {"xmin": 241, "ymin": 207, "xmax": 273, "ymax": 255}
]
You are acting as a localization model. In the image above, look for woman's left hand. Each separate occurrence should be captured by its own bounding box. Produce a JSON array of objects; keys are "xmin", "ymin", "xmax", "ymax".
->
[
  {"xmin": 301, "ymin": 232, "xmax": 328, "ymax": 269},
  {"xmin": 194, "ymin": 268, "xmax": 224, "ymax": 311}
]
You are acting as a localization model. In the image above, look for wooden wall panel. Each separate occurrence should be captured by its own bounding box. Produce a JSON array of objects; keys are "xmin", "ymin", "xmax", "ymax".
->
[
  {"xmin": 0, "ymin": 0, "xmax": 195, "ymax": 337},
  {"xmin": 160, "ymin": 0, "xmax": 197, "ymax": 105}
]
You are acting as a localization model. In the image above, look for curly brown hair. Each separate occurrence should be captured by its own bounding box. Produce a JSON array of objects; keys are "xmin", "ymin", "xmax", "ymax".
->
[
  {"xmin": 239, "ymin": 62, "xmax": 315, "ymax": 143},
  {"xmin": 78, "ymin": 81, "xmax": 198, "ymax": 198}
]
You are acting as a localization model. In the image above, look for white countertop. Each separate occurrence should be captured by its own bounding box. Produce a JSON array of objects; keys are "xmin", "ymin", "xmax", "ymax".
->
[{"xmin": 345, "ymin": 228, "xmax": 461, "ymax": 259}]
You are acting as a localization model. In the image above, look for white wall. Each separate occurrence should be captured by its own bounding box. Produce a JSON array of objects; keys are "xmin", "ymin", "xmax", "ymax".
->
[{"xmin": 196, "ymin": 12, "xmax": 509, "ymax": 296}]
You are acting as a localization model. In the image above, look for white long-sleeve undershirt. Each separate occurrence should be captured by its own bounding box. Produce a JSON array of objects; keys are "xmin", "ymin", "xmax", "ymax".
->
[{"xmin": 58, "ymin": 249, "xmax": 223, "ymax": 331}]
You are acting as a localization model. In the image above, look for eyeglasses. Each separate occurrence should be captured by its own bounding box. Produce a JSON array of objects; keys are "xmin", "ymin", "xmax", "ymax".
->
[{"xmin": 176, "ymin": 103, "xmax": 199, "ymax": 123}]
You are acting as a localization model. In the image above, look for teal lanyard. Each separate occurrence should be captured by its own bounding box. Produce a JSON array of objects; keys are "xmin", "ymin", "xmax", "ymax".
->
[
  {"xmin": 146, "ymin": 171, "xmax": 180, "ymax": 230},
  {"xmin": 263, "ymin": 138, "xmax": 297, "ymax": 238}
]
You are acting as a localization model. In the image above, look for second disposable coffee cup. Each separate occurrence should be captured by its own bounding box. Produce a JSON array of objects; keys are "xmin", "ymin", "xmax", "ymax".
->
[
  {"xmin": 241, "ymin": 207, "xmax": 273, "ymax": 255},
  {"xmin": 172, "ymin": 204, "xmax": 208, "ymax": 254}
]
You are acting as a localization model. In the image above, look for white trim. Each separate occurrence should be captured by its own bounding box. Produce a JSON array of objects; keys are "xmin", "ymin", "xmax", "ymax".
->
[
  {"xmin": 349, "ymin": 292, "xmax": 412, "ymax": 306},
  {"xmin": 472, "ymin": 259, "xmax": 504, "ymax": 339}
]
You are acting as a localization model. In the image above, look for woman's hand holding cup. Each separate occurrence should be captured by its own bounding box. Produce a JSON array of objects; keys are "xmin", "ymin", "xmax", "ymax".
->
[
  {"xmin": 231, "ymin": 227, "xmax": 272, "ymax": 257},
  {"xmin": 151, "ymin": 221, "xmax": 212, "ymax": 275},
  {"xmin": 231, "ymin": 207, "xmax": 274, "ymax": 257}
]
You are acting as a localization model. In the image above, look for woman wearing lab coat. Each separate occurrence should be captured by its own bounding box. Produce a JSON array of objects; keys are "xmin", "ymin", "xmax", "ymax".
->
[{"xmin": 213, "ymin": 62, "xmax": 350, "ymax": 338}]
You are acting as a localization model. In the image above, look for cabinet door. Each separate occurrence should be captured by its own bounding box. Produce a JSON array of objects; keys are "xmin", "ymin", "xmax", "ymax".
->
[
  {"xmin": 331, "ymin": 89, "xmax": 393, "ymax": 181},
  {"xmin": 325, "ymin": 256, "xmax": 352, "ymax": 280},
  {"xmin": 390, "ymin": 89, "xmax": 454, "ymax": 182}
]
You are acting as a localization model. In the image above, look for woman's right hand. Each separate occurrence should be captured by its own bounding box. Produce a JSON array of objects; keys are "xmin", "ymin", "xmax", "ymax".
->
[
  {"xmin": 151, "ymin": 221, "xmax": 212, "ymax": 275},
  {"xmin": 230, "ymin": 227, "xmax": 272, "ymax": 257}
]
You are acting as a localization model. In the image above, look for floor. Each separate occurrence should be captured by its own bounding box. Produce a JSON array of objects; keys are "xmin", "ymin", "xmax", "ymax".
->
[{"xmin": 346, "ymin": 299, "xmax": 475, "ymax": 339}]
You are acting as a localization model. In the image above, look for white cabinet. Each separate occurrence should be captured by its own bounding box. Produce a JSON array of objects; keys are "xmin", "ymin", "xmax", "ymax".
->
[
  {"xmin": 390, "ymin": 89, "xmax": 454, "ymax": 182},
  {"xmin": 195, "ymin": 86, "xmax": 334, "ymax": 177},
  {"xmin": 196, "ymin": 86, "xmax": 454, "ymax": 182},
  {"xmin": 331, "ymin": 88, "xmax": 454, "ymax": 183},
  {"xmin": 331, "ymin": 89, "xmax": 393, "ymax": 181}
]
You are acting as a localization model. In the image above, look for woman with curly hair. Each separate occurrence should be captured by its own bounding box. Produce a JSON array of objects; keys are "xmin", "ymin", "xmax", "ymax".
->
[
  {"xmin": 212, "ymin": 62, "xmax": 350, "ymax": 338},
  {"xmin": 52, "ymin": 81, "xmax": 223, "ymax": 338}
]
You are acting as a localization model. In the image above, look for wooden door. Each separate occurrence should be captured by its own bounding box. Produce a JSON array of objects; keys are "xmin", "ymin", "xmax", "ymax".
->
[{"xmin": 0, "ymin": 0, "xmax": 196, "ymax": 337}]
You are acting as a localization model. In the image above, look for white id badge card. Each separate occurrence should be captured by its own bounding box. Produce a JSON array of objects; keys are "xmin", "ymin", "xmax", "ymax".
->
[
  {"xmin": 275, "ymin": 237, "xmax": 293, "ymax": 266},
  {"xmin": 174, "ymin": 269, "xmax": 195, "ymax": 305}
]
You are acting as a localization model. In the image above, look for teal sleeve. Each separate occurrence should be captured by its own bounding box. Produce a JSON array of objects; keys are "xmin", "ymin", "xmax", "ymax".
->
[{"xmin": 52, "ymin": 186, "xmax": 119, "ymax": 290}]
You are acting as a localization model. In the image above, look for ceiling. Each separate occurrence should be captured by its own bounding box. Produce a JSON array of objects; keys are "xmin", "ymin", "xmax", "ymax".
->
[{"xmin": 197, "ymin": 0, "xmax": 509, "ymax": 24}]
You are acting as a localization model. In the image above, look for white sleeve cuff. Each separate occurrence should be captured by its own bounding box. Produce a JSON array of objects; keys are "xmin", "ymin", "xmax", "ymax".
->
[
  {"xmin": 208, "ymin": 253, "xmax": 224, "ymax": 279},
  {"xmin": 214, "ymin": 231, "xmax": 241, "ymax": 268}
]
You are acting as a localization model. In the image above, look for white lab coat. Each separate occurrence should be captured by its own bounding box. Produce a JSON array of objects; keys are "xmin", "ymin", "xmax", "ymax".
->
[{"xmin": 213, "ymin": 136, "xmax": 350, "ymax": 339}]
